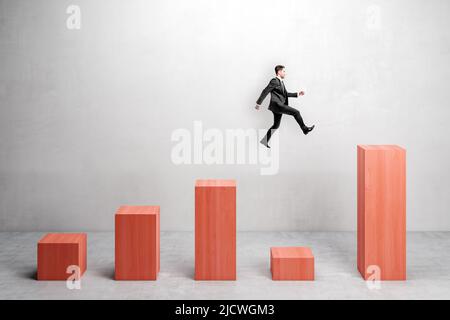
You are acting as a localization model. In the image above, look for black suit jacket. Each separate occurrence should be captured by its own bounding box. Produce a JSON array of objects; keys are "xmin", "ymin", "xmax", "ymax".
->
[{"xmin": 256, "ymin": 77, "xmax": 298, "ymax": 111}]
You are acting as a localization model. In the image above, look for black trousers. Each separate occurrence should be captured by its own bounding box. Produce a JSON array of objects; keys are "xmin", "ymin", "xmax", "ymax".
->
[{"xmin": 262, "ymin": 104, "xmax": 306, "ymax": 143}]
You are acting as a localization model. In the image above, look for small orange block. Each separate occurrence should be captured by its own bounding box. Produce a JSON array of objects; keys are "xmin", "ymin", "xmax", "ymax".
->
[
  {"xmin": 115, "ymin": 205, "xmax": 160, "ymax": 280},
  {"xmin": 37, "ymin": 233, "xmax": 87, "ymax": 280},
  {"xmin": 270, "ymin": 247, "xmax": 314, "ymax": 281}
]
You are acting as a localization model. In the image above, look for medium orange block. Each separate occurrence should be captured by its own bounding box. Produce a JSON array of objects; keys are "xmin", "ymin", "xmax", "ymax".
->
[
  {"xmin": 115, "ymin": 205, "xmax": 160, "ymax": 280},
  {"xmin": 195, "ymin": 179, "xmax": 236, "ymax": 280},
  {"xmin": 271, "ymin": 247, "xmax": 314, "ymax": 281},
  {"xmin": 37, "ymin": 233, "xmax": 87, "ymax": 281},
  {"xmin": 357, "ymin": 145, "xmax": 406, "ymax": 280}
]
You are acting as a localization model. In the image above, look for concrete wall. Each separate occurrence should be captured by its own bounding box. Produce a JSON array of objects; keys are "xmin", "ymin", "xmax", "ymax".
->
[{"xmin": 1, "ymin": 0, "xmax": 449, "ymax": 231}]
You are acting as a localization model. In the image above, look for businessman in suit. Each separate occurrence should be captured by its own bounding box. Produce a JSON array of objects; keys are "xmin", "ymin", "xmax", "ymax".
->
[{"xmin": 255, "ymin": 65, "xmax": 314, "ymax": 148}]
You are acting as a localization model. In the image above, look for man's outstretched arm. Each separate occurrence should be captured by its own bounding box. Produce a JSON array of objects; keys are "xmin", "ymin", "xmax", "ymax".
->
[{"xmin": 287, "ymin": 90, "xmax": 305, "ymax": 97}]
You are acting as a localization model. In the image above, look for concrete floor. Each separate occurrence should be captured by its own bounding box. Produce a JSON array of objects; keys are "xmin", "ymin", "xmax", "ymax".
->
[{"xmin": 0, "ymin": 231, "xmax": 449, "ymax": 299}]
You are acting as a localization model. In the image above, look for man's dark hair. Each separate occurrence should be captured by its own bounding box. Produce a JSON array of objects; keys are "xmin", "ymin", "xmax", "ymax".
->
[{"xmin": 275, "ymin": 65, "xmax": 285, "ymax": 75}]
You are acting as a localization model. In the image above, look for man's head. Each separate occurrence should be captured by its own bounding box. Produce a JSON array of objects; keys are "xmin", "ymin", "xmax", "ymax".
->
[{"xmin": 275, "ymin": 65, "xmax": 286, "ymax": 79}]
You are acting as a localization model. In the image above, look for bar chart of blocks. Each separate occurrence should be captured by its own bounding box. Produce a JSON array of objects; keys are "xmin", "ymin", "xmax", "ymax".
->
[{"xmin": 35, "ymin": 145, "xmax": 407, "ymax": 283}]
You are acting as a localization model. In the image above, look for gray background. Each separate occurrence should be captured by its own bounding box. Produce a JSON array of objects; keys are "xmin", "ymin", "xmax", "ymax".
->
[{"xmin": 1, "ymin": 0, "xmax": 449, "ymax": 231}]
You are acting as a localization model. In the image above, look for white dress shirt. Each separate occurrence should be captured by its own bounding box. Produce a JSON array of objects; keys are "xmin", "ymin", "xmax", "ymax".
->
[{"xmin": 276, "ymin": 75, "xmax": 285, "ymax": 93}]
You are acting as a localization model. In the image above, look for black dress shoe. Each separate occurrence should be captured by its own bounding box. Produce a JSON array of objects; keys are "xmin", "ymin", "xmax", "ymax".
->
[
  {"xmin": 260, "ymin": 139, "xmax": 270, "ymax": 148},
  {"xmin": 302, "ymin": 125, "xmax": 315, "ymax": 135}
]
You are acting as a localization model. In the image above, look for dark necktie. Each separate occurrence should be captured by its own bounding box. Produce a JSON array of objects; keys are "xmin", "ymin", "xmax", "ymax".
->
[{"xmin": 280, "ymin": 80, "xmax": 286, "ymax": 95}]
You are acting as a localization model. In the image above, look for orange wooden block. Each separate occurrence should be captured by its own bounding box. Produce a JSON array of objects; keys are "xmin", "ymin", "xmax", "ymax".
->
[
  {"xmin": 195, "ymin": 179, "xmax": 236, "ymax": 280},
  {"xmin": 270, "ymin": 247, "xmax": 314, "ymax": 281},
  {"xmin": 357, "ymin": 145, "xmax": 406, "ymax": 280},
  {"xmin": 115, "ymin": 205, "xmax": 160, "ymax": 280},
  {"xmin": 37, "ymin": 233, "xmax": 87, "ymax": 281}
]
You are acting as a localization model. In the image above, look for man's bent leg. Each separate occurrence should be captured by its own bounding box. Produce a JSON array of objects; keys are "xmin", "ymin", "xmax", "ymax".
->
[{"xmin": 278, "ymin": 105, "xmax": 307, "ymax": 131}]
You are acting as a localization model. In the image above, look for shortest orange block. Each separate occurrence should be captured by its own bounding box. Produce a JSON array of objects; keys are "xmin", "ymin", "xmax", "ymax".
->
[
  {"xmin": 271, "ymin": 247, "xmax": 314, "ymax": 281},
  {"xmin": 37, "ymin": 233, "xmax": 87, "ymax": 280}
]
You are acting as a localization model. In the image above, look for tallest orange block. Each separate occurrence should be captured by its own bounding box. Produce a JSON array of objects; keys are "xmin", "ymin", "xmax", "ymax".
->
[
  {"xmin": 195, "ymin": 179, "xmax": 236, "ymax": 280},
  {"xmin": 357, "ymin": 145, "xmax": 406, "ymax": 280}
]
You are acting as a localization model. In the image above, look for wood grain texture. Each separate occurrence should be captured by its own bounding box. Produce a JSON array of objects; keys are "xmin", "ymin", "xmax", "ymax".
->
[
  {"xmin": 195, "ymin": 179, "xmax": 236, "ymax": 280},
  {"xmin": 115, "ymin": 205, "xmax": 160, "ymax": 280},
  {"xmin": 270, "ymin": 247, "xmax": 314, "ymax": 281},
  {"xmin": 357, "ymin": 145, "xmax": 406, "ymax": 280},
  {"xmin": 37, "ymin": 233, "xmax": 87, "ymax": 281}
]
